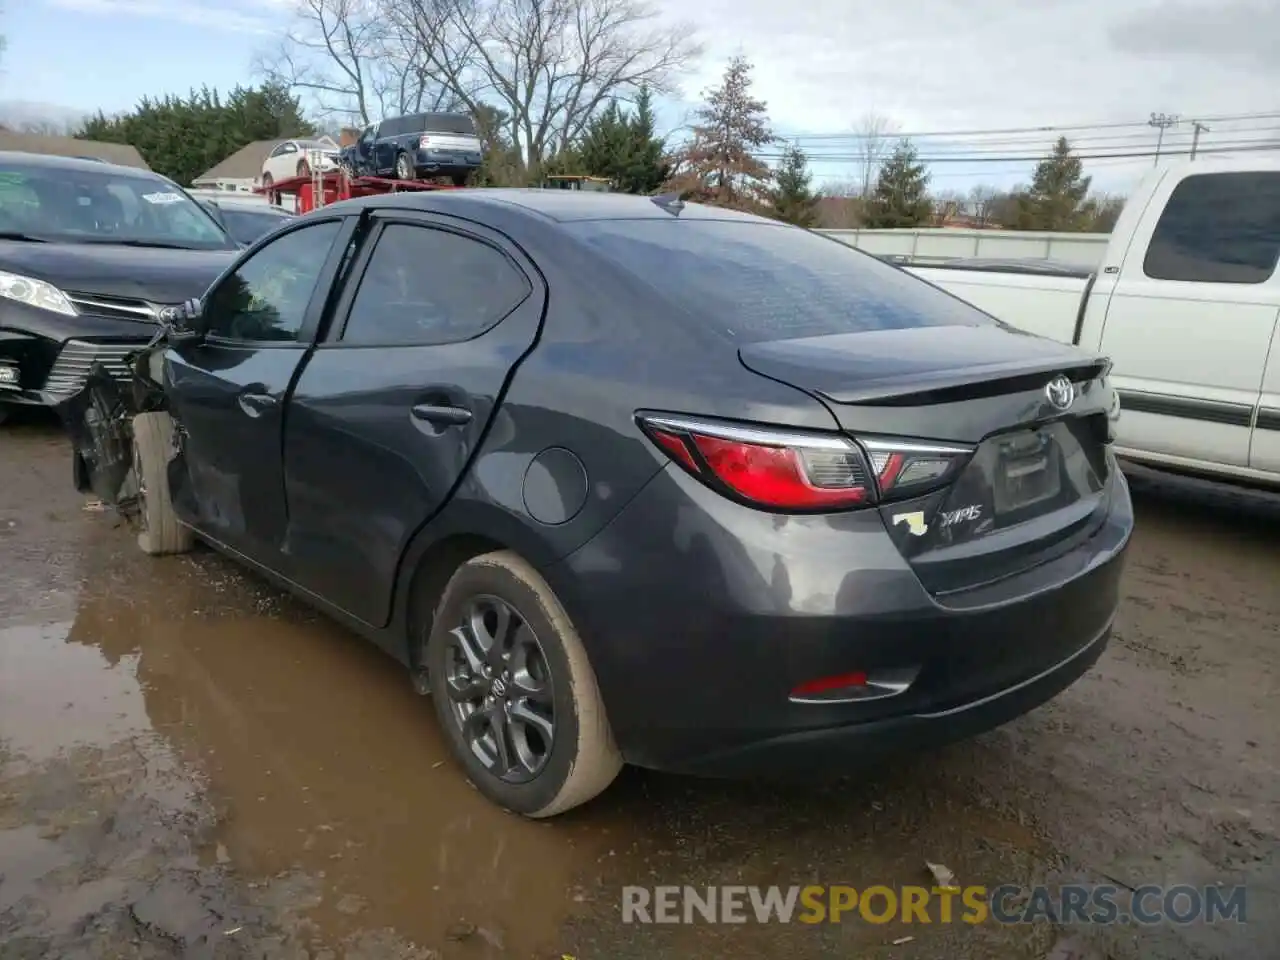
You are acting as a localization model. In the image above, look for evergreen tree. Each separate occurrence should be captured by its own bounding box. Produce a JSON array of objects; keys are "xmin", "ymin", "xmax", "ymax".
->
[
  {"xmin": 575, "ymin": 86, "xmax": 670, "ymax": 193},
  {"xmin": 863, "ymin": 139, "xmax": 933, "ymax": 228},
  {"xmin": 76, "ymin": 84, "xmax": 312, "ymax": 186},
  {"xmin": 669, "ymin": 56, "xmax": 775, "ymax": 210},
  {"xmin": 768, "ymin": 145, "xmax": 818, "ymax": 226},
  {"xmin": 1011, "ymin": 137, "xmax": 1093, "ymax": 230}
]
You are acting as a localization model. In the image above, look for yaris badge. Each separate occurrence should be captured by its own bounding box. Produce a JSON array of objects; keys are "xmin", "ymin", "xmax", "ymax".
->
[{"xmin": 1045, "ymin": 375, "xmax": 1075, "ymax": 411}]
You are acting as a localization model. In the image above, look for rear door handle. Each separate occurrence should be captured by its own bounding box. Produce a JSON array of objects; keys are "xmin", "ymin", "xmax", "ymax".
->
[
  {"xmin": 238, "ymin": 392, "xmax": 277, "ymax": 418},
  {"xmin": 411, "ymin": 403, "xmax": 472, "ymax": 426}
]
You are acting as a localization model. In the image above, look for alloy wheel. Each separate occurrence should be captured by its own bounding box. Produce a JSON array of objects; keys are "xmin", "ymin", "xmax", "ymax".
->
[{"xmin": 443, "ymin": 594, "xmax": 555, "ymax": 783}]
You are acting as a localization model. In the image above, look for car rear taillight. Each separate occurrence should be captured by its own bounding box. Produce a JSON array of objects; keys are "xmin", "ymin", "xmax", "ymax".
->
[
  {"xmin": 638, "ymin": 414, "xmax": 974, "ymax": 512},
  {"xmin": 418, "ymin": 136, "xmax": 433, "ymax": 149},
  {"xmin": 859, "ymin": 437, "xmax": 972, "ymax": 500}
]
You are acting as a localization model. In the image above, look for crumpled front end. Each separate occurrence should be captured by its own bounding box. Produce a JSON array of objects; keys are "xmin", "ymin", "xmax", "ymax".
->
[{"xmin": 54, "ymin": 335, "xmax": 170, "ymax": 509}]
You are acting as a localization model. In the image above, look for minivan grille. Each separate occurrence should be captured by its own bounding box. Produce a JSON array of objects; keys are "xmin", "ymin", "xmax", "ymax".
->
[
  {"xmin": 67, "ymin": 293, "xmax": 161, "ymax": 323},
  {"xmin": 43, "ymin": 340, "xmax": 141, "ymax": 396}
]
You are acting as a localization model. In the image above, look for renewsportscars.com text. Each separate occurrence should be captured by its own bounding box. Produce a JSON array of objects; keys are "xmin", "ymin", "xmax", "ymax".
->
[{"xmin": 621, "ymin": 884, "xmax": 1247, "ymax": 926}]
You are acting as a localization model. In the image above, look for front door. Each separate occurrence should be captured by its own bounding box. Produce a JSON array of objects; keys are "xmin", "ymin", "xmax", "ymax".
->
[
  {"xmin": 166, "ymin": 216, "xmax": 351, "ymax": 561},
  {"xmin": 1095, "ymin": 169, "xmax": 1280, "ymax": 468},
  {"xmin": 281, "ymin": 211, "xmax": 545, "ymax": 627}
]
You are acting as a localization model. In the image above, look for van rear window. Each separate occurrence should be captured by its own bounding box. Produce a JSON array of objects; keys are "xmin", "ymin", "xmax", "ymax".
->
[{"xmin": 567, "ymin": 219, "xmax": 994, "ymax": 344}]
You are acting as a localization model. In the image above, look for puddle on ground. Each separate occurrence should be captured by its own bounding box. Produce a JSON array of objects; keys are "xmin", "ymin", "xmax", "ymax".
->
[
  {"xmin": 0, "ymin": 619, "xmax": 151, "ymax": 764},
  {"xmin": 1, "ymin": 535, "xmax": 1081, "ymax": 958},
  {"xmin": 53, "ymin": 561, "xmax": 625, "ymax": 957}
]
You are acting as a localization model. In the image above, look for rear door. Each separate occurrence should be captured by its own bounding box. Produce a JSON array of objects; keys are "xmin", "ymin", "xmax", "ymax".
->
[
  {"xmin": 165, "ymin": 215, "xmax": 352, "ymax": 561},
  {"xmin": 1093, "ymin": 170, "xmax": 1280, "ymax": 468},
  {"xmin": 281, "ymin": 210, "xmax": 545, "ymax": 627}
]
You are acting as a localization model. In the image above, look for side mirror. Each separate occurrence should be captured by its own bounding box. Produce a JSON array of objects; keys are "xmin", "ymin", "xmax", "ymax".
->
[{"xmin": 159, "ymin": 298, "xmax": 206, "ymax": 343}]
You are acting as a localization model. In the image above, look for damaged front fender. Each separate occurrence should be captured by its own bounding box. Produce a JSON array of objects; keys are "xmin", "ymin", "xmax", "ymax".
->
[{"xmin": 54, "ymin": 331, "xmax": 173, "ymax": 510}]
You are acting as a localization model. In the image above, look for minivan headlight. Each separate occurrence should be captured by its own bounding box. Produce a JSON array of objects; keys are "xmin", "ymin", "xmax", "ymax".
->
[{"xmin": 0, "ymin": 270, "xmax": 77, "ymax": 316}]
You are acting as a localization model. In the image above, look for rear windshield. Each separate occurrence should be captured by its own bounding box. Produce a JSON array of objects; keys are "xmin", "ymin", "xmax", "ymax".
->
[
  {"xmin": 417, "ymin": 113, "xmax": 476, "ymax": 136},
  {"xmin": 567, "ymin": 219, "xmax": 995, "ymax": 343}
]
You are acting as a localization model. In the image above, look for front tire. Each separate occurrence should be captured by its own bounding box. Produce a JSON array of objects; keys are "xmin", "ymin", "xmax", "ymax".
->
[
  {"xmin": 425, "ymin": 550, "xmax": 622, "ymax": 818},
  {"xmin": 131, "ymin": 412, "xmax": 193, "ymax": 556}
]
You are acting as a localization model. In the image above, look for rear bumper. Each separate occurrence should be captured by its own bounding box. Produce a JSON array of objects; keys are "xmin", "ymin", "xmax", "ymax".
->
[
  {"xmin": 412, "ymin": 149, "xmax": 482, "ymax": 173},
  {"xmin": 544, "ymin": 463, "xmax": 1133, "ymax": 776},
  {"xmin": 664, "ymin": 617, "xmax": 1112, "ymax": 777}
]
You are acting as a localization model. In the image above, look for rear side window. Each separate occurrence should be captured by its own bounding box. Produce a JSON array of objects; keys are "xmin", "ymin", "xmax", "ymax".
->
[
  {"xmin": 567, "ymin": 219, "xmax": 993, "ymax": 344},
  {"xmin": 340, "ymin": 223, "xmax": 531, "ymax": 345},
  {"xmin": 1143, "ymin": 172, "xmax": 1280, "ymax": 284}
]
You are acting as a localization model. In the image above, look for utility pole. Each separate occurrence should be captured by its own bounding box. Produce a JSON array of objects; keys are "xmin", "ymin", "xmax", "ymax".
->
[
  {"xmin": 1189, "ymin": 120, "xmax": 1210, "ymax": 160},
  {"xmin": 1149, "ymin": 113, "xmax": 1180, "ymax": 166}
]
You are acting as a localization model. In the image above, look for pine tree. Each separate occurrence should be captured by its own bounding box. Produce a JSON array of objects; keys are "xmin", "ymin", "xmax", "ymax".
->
[
  {"xmin": 621, "ymin": 86, "xmax": 670, "ymax": 194},
  {"xmin": 76, "ymin": 83, "xmax": 312, "ymax": 187},
  {"xmin": 769, "ymin": 145, "xmax": 818, "ymax": 226},
  {"xmin": 668, "ymin": 56, "xmax": 775, "ymax": 210},
  {"xmin": 864, "ymin": 139, "xmax": 932, "ymax": 228},
  {"xmin": 572, "ymin": 86, "xmax": 670, "ymax": 193},
  {"xmin": 1012, "ymin": 137, "xmax": 1093, "ymax": 230}
]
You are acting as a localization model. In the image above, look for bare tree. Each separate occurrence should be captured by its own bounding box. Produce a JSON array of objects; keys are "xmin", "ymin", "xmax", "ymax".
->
[
  {"xmin": 853, "ymin": 110, "xmax": 898, "ymax": 197},
  {"xmin": 395, "ymin": 0, "xmax": 702, "ymax": 170},
  {"xmin": 253, "ymin": 0, "xmax": 456, "ymax": 126}
]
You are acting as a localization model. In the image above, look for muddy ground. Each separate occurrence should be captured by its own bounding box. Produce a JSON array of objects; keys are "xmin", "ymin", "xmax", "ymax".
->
[{"xmin": 1, "ymin": 411, "xmax": 1276, "ymax": 960}]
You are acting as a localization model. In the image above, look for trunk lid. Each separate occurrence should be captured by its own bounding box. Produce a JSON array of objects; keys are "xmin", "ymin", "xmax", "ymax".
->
[{"xmin": 740, "ymin": 325, "xmax": 1118, "ymax": 597}]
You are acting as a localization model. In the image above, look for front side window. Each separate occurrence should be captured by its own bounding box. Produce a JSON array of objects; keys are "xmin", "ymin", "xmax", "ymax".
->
[
  {"xmin": 340, "ymin": 223, "xmax": 530, "ymax": 345},
  {"xmin": 0, "ymin": 160, "xmax": 236, "ymax": 250},
  {"xmin": 1143, "ymin": 172, "xmax": 1280, "ymax": 284},
  {"xmin": 205, "ymin": 220, "xmax": 342, "ymax": 342}
]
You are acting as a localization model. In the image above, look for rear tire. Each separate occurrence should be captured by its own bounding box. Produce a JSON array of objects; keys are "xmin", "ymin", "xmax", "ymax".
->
[
  {"xmin": 424, "ymin": 550, "xmax": 622, "ymax": 818},
  {"xmin": 451, "ymin": 173, "xmax": 469, "ymax": 187},
  {"xmin": 296, "ymin": 159, "xmax": 311, "ymax": 178},
  {"xmin": 131, "ymin": 412, "xmax": 193, "ymax": 556},
  {"xmin": 395, "ymin": 152, "xmax": 416, "ymax": 180}
]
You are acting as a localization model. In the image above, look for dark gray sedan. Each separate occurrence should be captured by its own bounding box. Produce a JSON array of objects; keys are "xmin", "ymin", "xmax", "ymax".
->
[{"xmin": 61, "ymin": 189, "xmax": 1133, "ymax": 818}]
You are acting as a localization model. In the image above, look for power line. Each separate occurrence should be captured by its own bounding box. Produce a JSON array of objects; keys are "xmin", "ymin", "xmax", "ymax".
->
[
  {"xmin": 777, "ymin": 109, "xmax": 1280, "ymax": 143},
  {"xmin": 793, "ymin": 135, "xmax": 1280, "ymax": 159},
  {"xmin": 754, "ymin": 141, "xmax": 1280, "ymax": 164}
]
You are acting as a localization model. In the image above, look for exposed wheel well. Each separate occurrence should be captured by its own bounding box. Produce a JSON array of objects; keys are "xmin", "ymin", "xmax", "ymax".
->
[{"xmin": 405, "ymin": 533, "xmax": 505, "ymax": 669}]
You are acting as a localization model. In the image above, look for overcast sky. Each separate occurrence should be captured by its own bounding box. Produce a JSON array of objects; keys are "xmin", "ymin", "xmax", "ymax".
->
[{"xmin": 5, "ymin": 0, "xmax": 1279, "ymax": 193}]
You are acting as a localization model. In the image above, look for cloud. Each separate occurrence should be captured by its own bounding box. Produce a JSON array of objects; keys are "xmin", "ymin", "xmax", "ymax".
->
[
  {"xmin": 651, "ymin": 0, "xmax": 1280, "ymax": 189},
  {"xmin": 44, "ymin": 0, "xmax": 274, "ymax": 34}
]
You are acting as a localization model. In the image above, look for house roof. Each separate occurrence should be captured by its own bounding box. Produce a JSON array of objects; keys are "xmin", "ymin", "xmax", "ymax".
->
[
  {"xmin": 0, "ymin": 130, "xmax": 149, "ymax": 169},
  {"xmin": 193, "ymin": 140, "xmax": 287, "ymax": 183}
]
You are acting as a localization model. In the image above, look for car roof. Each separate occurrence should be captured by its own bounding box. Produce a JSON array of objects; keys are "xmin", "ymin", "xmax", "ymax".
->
[
  {"xmin": 350, "ymin": 188, "xmax": 775, "ymax": 224},
  {"xmin": 0, "ymin": 150, "xmax": 165, "ymax": 179}
]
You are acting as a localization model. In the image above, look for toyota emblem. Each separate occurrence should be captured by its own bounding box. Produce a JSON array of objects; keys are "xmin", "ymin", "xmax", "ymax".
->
[{"xmin": 1045, "ymin": 375, "xmax": 1075, "ymax": 411}]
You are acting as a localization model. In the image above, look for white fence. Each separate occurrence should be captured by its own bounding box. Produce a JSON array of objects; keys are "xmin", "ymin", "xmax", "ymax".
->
[{"xmin": 819, "ymin": 228, "xmax": 1110, "ymax": 269}]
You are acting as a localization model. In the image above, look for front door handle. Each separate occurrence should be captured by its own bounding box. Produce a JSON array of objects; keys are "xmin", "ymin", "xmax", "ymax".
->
[
  {"xmin": 411, "ymin": 403, "xmax": 472, "ymax": 426},
  {"xmin": 238, "ymin": 392, "xmax": 277, "ymax": 418}
]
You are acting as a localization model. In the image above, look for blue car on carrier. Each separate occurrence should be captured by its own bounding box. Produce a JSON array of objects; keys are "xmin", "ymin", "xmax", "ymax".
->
[{"xmin": 341, "ymin": 112, "xmax": 483, "ymax": 186}]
